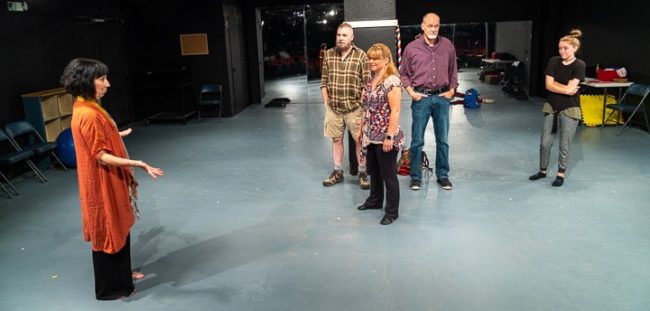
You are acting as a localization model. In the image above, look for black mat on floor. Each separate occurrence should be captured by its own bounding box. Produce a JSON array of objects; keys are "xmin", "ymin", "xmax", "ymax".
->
[{"xmin": 265, "ymin": 97, "xmax": 290, "ymax": 108}]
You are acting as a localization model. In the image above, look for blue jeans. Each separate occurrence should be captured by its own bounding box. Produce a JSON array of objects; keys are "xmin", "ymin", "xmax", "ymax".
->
[{"xmin": 409, "ymin": 95, "xmax": 450, "ymax": 181}]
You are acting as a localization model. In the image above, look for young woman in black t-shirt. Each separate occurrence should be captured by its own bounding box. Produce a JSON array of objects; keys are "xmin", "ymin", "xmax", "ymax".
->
[{"xmin": 529, "ymin": 30, "xmax": 586, "ymax": 187}]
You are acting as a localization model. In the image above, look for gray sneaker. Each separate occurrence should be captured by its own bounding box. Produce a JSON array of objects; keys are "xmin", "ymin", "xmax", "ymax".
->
[
  {"xmin": 323, "ymin": 170, "xmax": 344, "ymax": 186},
  {"xmin": 358, "ymin": 172, "xmax": 370, "ymax": 190},
  {"xmin": 409, "ymin": 180, "xmax": 421, "ymax": 190}
]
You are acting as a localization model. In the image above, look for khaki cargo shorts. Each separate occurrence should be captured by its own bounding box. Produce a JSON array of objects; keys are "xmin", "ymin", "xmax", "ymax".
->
[{"xmin": 323, "ymin": 106, "xmax": 363, "ymax": 138}]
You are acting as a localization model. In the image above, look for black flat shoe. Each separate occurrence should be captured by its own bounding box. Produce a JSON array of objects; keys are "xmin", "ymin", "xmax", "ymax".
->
[
  {"xmin": 357, "ymin": 203, "xmax": 382, "ymax": 211},
  {"xmin": 552, "ymin": 176, "xmax": 564, "ymax": 187},
  {"xmin": 529, "ymin": 172, "xmax": 546, "ymax": 180},
  {"xmin": 380, "ymin": 216, "xmax": 397, "ymax": 225}
]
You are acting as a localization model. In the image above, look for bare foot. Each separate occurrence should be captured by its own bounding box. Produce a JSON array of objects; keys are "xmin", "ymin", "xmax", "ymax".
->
[{"xmin": 132, "ymin": 271, "xmax": 145, "ymax": 280}]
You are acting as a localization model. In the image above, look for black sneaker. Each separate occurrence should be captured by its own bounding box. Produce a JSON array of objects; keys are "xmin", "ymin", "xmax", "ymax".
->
[
  {"xmin": 437, "ymin": 178, "xmax": 453, "ymax": 190},
  {"xmin": 409, "ymin": 180, "xmax": 421, "ymax": 190}
]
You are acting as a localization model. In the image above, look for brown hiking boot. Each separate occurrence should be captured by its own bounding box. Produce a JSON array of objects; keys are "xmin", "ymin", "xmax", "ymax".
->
[
  {"xmin": 358, "ymin": 172, "xmax": 370, "ymax": 190},
  {"xmin": 323, "ymin": 170, "xmax": 344, "ymax": 186}
]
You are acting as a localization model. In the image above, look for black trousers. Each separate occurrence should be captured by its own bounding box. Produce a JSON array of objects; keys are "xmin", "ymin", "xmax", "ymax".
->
[
  {"xmin": 92, "ymin": 234, "xmax": 134, "ymax": 300},
  {"xmin": 364, "ymin": 144, "xmax": 400, "ymax": 218},
  {"xmin": 348, "ymin": 132, "xmax": 358, "ymax": 174}
]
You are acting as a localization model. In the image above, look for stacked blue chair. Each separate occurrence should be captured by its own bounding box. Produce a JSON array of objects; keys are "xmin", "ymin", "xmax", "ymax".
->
[
  {"xmin": 0, "ymin": 129, "xmax": 46, "ymax": 198},
  {"xmin": 4, "ymin": 121, "xmax": 68, "ymax": 177}
]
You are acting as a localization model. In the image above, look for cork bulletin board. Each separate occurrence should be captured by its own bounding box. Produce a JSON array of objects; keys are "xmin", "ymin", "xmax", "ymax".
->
[{"xmin": 180, "ymin": 33, "xmax": 209, "ymax": 55}]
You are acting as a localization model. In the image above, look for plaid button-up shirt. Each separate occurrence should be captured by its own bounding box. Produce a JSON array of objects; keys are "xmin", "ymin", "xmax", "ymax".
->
[{"xmin": 320, "ymin": 45, "xmax": 370, "ymax": 114}]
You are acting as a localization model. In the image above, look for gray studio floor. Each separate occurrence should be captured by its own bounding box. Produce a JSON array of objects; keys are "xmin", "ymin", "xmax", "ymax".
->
[{"xmin": 1, "ymin": 69, "xmax": 649, "ymax": 311}]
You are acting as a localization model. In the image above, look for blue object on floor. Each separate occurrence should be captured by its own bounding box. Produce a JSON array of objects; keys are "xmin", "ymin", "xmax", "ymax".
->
[
  {"xmin": 55, "ymin": 128, "xmax": 76, "ymax": 168},
  {"xmin": 464, "ymin": 88, "xmax": 480, "ymax": 108}
]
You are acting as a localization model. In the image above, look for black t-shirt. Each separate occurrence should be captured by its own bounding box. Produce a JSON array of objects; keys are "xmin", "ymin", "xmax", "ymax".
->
[{"xmin": 545, "ymin": 56, "xmax": 586, "ymax": 111}]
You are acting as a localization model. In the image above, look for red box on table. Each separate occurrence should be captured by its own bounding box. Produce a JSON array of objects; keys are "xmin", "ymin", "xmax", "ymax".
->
[{"xmin": 597, "ymin": 69, "xmax": 619, "ymax": 82}]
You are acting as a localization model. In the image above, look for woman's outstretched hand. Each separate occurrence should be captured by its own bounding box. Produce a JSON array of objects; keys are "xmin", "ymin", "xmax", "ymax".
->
[
  {"xmin": 137, "ymin": 161, "xmax": 164, "ymax": 179},
  {"xmin": 119, "ymin": 128, "xmax": 133, "ymax": 137}
]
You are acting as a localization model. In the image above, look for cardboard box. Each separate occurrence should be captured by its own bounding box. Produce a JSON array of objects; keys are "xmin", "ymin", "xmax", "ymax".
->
[{"xmin": 485, "ymin": 74, "xmax": 500, "ymax": 84}]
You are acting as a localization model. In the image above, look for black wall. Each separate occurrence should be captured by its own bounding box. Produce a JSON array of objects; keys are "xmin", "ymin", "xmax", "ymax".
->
[
  {"xmin": 0, "ymin": 0, "xmax": 134, "ymax": 126},
  {"xmin": 397, "ymin": 0, "xmax": 535, "ymax": 24},
  {"xmin": 549, "ymin": 1, "xmax": 650, "ymax": 83},
  {"xmin": 1, "ymin": 1, "xmax": 70, "ymax": 126}
]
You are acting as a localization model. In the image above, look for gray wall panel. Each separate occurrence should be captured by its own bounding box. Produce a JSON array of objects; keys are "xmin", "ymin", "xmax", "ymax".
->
[{"xmin": 345, "ymin": 0, "xmax": 395, "ymax": 21}]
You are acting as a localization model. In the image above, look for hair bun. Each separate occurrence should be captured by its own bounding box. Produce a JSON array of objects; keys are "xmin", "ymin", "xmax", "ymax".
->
[{"xmin": 569, "ymin": 29, "xmax": 582, "ymax": 39}]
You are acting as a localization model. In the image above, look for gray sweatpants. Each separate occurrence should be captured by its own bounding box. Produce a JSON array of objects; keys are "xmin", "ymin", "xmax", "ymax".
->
[{"xmin": 539, "ymin": 113, "xmax": 579, "ymax": 172}]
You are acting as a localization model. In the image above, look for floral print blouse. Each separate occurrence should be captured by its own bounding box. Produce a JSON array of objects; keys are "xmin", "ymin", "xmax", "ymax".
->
[{"xmin": 361, "ymin": 74, "xmax": 404, "ymax": 150}]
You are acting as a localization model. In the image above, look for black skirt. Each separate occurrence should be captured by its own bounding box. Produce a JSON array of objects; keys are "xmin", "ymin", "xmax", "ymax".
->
[{"xmin": 92, "ymin": 234, "xmax": 135, "ymax": 300}]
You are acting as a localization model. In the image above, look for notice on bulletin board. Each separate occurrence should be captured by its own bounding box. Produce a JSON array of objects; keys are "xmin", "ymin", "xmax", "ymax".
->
[{"xmin": 180, "ymin": 33, "xmax": 209, "ymax": 56}]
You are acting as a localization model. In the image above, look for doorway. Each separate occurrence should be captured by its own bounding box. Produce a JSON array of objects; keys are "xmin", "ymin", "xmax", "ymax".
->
[
  {"xmin": 224, "ymin": 4, "xmax": 250, "ymax": 114},
  {"xmin": 260, "ymin": 3, "xmax": 343, "ymax": 105}
]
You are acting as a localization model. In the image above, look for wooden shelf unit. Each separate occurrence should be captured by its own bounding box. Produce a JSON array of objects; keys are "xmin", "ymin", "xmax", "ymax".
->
[{"xmin": 22, "ymin": 88, "xmax": 74, "ymax": 142}]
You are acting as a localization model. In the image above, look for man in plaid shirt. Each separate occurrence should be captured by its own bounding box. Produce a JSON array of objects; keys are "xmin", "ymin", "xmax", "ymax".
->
[{"xmin": 320, "ymin": 22, "xmax": 371, "ymax": 189}]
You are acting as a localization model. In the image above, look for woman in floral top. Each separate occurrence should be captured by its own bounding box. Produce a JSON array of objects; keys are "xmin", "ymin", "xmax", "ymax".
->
[{"xmin": 357, "ymin": 43, "xmax": 404, "ymax": 225}]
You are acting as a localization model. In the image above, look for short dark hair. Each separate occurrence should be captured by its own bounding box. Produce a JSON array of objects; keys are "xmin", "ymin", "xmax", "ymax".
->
[{"xmin": 60, "ymin": 58, "xmax": 109, "ymax": 100}]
